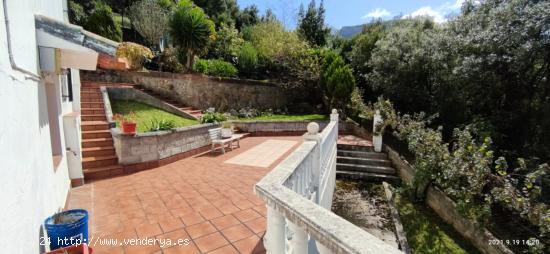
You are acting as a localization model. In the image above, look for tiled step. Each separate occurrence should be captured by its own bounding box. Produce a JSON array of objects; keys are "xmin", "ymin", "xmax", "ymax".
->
[
  {"xmin": 337, "ymin": 150, "xmax": 388, "ymax": 160},
  {"xmin": 83, "ymin": 165, "xmax": 124, "ymax": 180},
  {"xmin": 81, "ymin": 88, "xmax": 100, "ymax": 92},
  {"xmin": 82, "ymin": 129, "xmax": 111, "ymax": 139},
  {"xmin": 81, "ymin": 102, "xmax": 104, "ymax": 109},
  {"xmin": 81, "ymin": 97, "xmax": 103, "ymax": 102},
  {"xmin": 337, "ymin": 156, "xmax": 392, "ymax": 167},
  {"xmin": 188, "ymin": 110, "xmax": 202, "ymax": 115},
  {"xmin": 81, "ymin": 109, "xmax": 105, "ymax": 115},
  {"xmin": 82, "ymin": 137, "xmax": 113, "ymax": 148},
  {"xmin": 337, "ymin": 171, "xmax": 400, "ymax": 181},
  {"xmin": 82, "ymin": 155, "xmax": 118, "ymax": 169},
  {"xmin": 337, "ymin": 144, "xmax": 374, "ymax": 152},
  {"xmin": 336, "ymin": 163, "xmax": 396, "ymax": 175},
  {"xmin": 80, "ymin": 93, "xmax": 103, "ymax": 100},
  {"xmin": 82, "ymin": 146, "xmax": 115, "ymax": 157},
  {"xmin": 82, "ymin": 114, "xmax": 107, "ymax": 121},
  {"xmin": 81, "ymin": 121, "xmax": 110, "ymax": 131}
]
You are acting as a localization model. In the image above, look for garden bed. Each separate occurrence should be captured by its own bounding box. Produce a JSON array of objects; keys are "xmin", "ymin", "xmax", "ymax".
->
[
  {"xmin": 332, "ymin": 179, "xmax": 480, "ymax": 254},
  {"xmin": 111, "ymin": 100, "xmax": 198, "ymax": 133}
]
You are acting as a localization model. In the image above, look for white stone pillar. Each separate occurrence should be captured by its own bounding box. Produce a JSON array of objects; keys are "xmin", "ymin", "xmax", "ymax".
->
[
  {"xmin": 304, "ymin": 122, "xmax": 321, "ymax": 202},
  {"xmin": 373, "ymin": 110, "xmax": 383, "ymax": 152},
  {"xmin": 265, "ymin": 205, "xmax": 286, "ymax": 254},
  {"xmin": 287, "ymin": 221, "xmax": 308, "ymax": 254}
]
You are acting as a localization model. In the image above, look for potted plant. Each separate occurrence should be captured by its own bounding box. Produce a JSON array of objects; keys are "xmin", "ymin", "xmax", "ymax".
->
[
  {"xmin": 44, "ymin": 209, "xmax": 89, "ymax": 251},
  {"xmin": 113, "ymin": 112, "xmax": 137, "ymax": 135},
  {"xmin": 221, "ymin": 121, "xmax": 233, "ymax": 138}
]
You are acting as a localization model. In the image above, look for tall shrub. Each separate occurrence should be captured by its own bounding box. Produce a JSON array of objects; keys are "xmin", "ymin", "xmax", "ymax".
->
[
  {"xmin": 236, "ymin": 42, "xmax": 258, "ymax": 76},
  {"xmin": 83, "ymin": 1, "xmax": 122, "ymax": 42}
]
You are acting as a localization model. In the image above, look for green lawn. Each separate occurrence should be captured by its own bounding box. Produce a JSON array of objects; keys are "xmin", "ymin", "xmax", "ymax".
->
[
  {"xmin": 111, "ymin": 100, "xmax": 199, "ymax": 133},
  {"xmin": 235, "ymin": 114, "xmax": 328, "ymax": 122},
  {"xmin": 395, "ymin": 193, "xmax": 481, "ymax": 254}
]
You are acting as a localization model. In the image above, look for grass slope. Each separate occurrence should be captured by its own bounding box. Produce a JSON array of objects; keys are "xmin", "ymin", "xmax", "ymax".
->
[
  {"xmin": 395, "ymin": 193, "xmax": 481, "ymax": 254},
  {"xmin": 111, "ymin": 100, "xmax": 198, "ymax": 133}
]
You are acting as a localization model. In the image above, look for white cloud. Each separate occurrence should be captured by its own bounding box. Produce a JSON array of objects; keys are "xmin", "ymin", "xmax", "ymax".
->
[
  {"xmin": 362, "ymin": 8, "xmax": 391, "ymax": 19},
  {"xmin": 402, "ymin": 6, "xmax": 447, "ymax": 23}
]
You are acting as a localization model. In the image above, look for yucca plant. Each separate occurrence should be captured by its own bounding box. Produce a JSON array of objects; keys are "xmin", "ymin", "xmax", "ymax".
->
[{"xmin": 169, "ymin": 1, "xmax": 215, "ymax": 70}]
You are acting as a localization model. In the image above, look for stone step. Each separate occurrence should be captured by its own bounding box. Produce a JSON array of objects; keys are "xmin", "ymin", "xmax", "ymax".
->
[
  {"xmin": 336, "ymin": 163, "xmax": 396, "ymax": 175},
  {"xmin": 82, "ymin": 137, "xmax": 113, "ymax": 148},
  {"xmin": 337, "ymin": 144, "xmax": 374, "ymax": 152},
  {"xmin": 337, "ymin": 156, "xmax": 392, "ymax": 167},
  {"xmin": 82, "ymin": 155, "xmax": 118, "ymax": 169},
  {"xmin": 81, "ymin": 109, "xmax": 105, "ymax": 115},
  {"xmin": 337, "ymin": 150, "xmax": 388, "ymax": 160},
  {"xmin": 82, "ymin": 146, "xmax": 115, "ymax": 157},
  {"xmin": 81, "ymin": 121, "xmax": 110, "ymax": 131},
  {"xmin": 83, "ymin": 165, "xmax": 124, "ymax": 180},
  {"xmin": 82, "ymin": 114, "xmax": 107, "ymax": 121},
  {"xmin": 82, "ymin": 129, "xmax": 111, "ymax": 139},
  {"xmin": 188, "ymin": 110, "xmax": 202, "ymax": 114},
  {"xmin": 336, "ymin": 171, "xmax": 400, "ymax": 182}
]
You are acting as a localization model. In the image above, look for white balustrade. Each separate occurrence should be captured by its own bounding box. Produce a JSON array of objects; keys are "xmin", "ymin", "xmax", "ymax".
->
[{"xmin": 256, "ymin": 109, "xmax": 401, "ymax": 254}]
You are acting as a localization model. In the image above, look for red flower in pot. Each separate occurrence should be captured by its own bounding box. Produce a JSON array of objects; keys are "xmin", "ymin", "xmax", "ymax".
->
[{"xmin": 113, "ymin": 112, "xmax": 137, "ymax": 135}]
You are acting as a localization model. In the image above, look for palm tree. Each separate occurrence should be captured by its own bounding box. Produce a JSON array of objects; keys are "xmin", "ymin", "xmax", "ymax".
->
[{"xmin": 169, "ymin": 3, "xmax": 215, "ymax": 70}]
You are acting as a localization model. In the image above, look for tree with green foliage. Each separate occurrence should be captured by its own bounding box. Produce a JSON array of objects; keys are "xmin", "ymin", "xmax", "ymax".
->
[
  {"xmin": 236, "ymin": 5, "xmax": 259, "ymax": 31},
  {"xmin": 297, "ymin": 0, "xmax": 330, "ymax": 47},
  {"xmin": 169, "ymin": 0, "xmax": 215, "ymax": 70},
  {"xmin": 83, "ymin": 1, "xmax": 122, "ymax": 42},
  {"xmin": 68, "ymin": 0, "xmax": 87, "ymax": 25},
  {"xmin": 261, "ymin": 9, "xmax": 277, "ymax": 23},
  {"xmin": 321, "ymin": 51, "xmax": 355, "ymax": 112},
  {"xmin": 128, "ymin": 0, "xmax": 169, "ymax": 48},
  {"xmin": 237, "ymin": 42, "xmax": 258, "ymax": 76},
  {"xmin": 246, "ymin": 20, "xmax": 320, "ymax": 90},
  {"xmin": 192, "ymin": 0, "xmax": 238, "ymax": 27},
  {"xmin": 207, "ymin": 23, "xmax": 243, "ymax": 62}
]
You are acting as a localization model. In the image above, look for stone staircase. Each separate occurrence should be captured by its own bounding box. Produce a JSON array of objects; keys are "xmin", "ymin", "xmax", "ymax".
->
[
  {"xmin": 336, "ymin": 144, "xmax": 399, "ymax": 181},
  {"xmin": 134, "ymin": 85, "xmax": 203, "ymax": 119},
  {"xmin": 80, "ymin": 82, "xmax": 128, "ymax": 180}
]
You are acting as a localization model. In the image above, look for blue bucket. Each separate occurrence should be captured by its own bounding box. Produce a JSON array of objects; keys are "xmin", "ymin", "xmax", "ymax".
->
[{"xmin": 44, "ymin": 209, "xmax": 89, "ymax": 250}]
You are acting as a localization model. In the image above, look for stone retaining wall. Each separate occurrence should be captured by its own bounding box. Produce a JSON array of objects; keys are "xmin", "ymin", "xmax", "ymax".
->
[
  {"xmin": 385, "ymin": 145, "xmax": 514, "ymax": 254},
  {"xmin": 112, "ymin": 123, "xmax": 219, "ymax": 165},
  {"xmin": 231, "ymin": 120, "xmax": 371, "ymax": 137},
  {"xmin": 82, "ymin": 69, "xmax": 288, "ymax": 111},
  {"xmin": 106, "ymin": 87, "xmax": 196, "ymax": 120}
]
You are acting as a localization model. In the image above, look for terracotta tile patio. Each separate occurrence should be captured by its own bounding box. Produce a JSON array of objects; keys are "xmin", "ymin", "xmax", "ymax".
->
[{"xmin": 66, "ymin": 136, "xmax": 302, "ymax": 254}]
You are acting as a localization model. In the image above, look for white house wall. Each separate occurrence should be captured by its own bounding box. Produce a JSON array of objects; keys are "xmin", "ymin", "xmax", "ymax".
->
[{"xmin": 0, "ymin": 0, "xmax": 76, "ymax": 253}]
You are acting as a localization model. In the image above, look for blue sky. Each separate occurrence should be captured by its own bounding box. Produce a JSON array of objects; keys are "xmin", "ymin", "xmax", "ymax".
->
[{"xmin": 236, "ymin": 0, "xmax": 466, "ymax": 29}]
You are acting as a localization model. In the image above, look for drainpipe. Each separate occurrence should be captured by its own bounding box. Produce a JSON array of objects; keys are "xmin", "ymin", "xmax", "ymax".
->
[{"xmin": 2, "ymin": 0, "xmax": 41, "ymax": 81}]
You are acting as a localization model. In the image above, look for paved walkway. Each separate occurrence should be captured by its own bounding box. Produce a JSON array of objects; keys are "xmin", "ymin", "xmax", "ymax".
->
[
  {"xmin": 338, "ymin": 134, "xmax": 373, "ymax": 147},
  {"xmin": 66, "ymin": 136, "xmax": 302, "ymax": 254}
]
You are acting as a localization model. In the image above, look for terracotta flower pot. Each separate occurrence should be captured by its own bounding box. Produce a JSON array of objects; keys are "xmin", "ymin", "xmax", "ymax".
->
[{"xmin": 121, "ymin": 122, "xmax": 136, "ymax": 134}]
